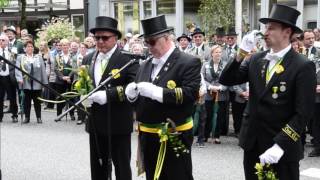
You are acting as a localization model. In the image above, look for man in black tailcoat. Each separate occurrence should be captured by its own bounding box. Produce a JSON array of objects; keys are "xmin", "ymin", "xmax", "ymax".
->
[
  {"xmin": 219, "ymin": 4, "xmax": 316, "ymax": 180},
  {"xmin": 82, "ymin": 16, "xmax": 139, "ymax": 180},
  {"xmin": 125, "ymin": 15, "xmax": 201, "ymax": 180}
]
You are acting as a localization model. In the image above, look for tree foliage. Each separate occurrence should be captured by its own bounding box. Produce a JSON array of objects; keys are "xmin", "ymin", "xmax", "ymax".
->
[
  {"xmin": 0, "ymin": 0, "xmax": 9, "ymax": 7},
  {"xmin": 198, "ymin": 0, "xmax": 235, "ymax": 36}
]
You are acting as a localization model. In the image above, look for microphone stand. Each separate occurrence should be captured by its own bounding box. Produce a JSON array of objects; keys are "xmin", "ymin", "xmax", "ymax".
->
[{"xmin": 0, "ymin": 55, "xmax": 89, "ymax": 116}]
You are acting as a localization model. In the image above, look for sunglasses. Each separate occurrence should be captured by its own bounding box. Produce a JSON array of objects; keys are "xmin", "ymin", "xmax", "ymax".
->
[
  {"xmin": 144, "ymin": 34, "xmax": 167, "ymax": 46},
  {"xmin": 94, "ymin": 35, "xmax": 115, "ymax": 41}
]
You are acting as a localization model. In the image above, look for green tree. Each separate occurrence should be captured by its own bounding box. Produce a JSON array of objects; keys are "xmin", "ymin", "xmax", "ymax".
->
[
  {"xmin": 0, "ymin": 0, "xmax": 27, "ymax": 29},
  {"xmin": 198, "ymin": 0, "xmax": 235, "ymax": 36}
]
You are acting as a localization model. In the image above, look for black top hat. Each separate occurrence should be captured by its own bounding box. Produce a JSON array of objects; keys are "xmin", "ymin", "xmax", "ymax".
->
[
  {"xmin": 215, "ymin": 27, "xmax": 225, "ymax": 36},
  {"xmin": 90, "ymin": 16, "xmax": 122, "ymax": 39},
  {"xmin": 4, "ymin": 26, "xmax": 17, "ymax": 35},
  {"xmin": 227, "ymin": 27, "xmax": 237, "ymax": 36},
  {"xmin": 177, "ymin": 33, "xmax": 191, "ymax": 42},
  {"xmin": 191, "ymin": 28, "xmax": 205, "ymax": 37},
  {"xmin": 140, "ymin": 15, "xmax": 174, "ymax": 38},
  {"xmin": 259, "ymin": 4, "xmax": 302, "ymax": 33}
]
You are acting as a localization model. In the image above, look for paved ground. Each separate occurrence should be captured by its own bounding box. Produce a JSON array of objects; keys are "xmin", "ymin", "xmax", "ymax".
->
[{"xmin": 1, "ymin": 108, "xmax": 320, "ymax": 180}]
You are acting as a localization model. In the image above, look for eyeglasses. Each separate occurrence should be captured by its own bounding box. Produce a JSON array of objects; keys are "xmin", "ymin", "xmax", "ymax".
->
[
  {"xmin": 144, "ymin": 34, "xmax": 167, "ymax": 46},
  {"xmin": 94, "ymin": 35, "xmax": 115, "ymax": 41}
]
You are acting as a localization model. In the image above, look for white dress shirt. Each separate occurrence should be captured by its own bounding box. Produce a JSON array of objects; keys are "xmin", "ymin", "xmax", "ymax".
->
[{"xmin": 151, "ymin": 46, "xmax": 175, "ymax": 81}]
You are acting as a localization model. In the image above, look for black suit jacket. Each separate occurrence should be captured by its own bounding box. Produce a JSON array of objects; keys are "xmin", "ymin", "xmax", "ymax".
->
[
  {"xmin": 219, "ymin": 48, "xmax": 316, "ymax": 162},
  {"xmin": 82, "ymin": 47, "xmax": 139, "ymax": 135},
  {"xmin": 134, "ymin": 48, "xmax": 201, "ymax": 125}
]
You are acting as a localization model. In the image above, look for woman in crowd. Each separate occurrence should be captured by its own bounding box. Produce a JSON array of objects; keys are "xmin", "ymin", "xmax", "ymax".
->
[
  {"xmin": 53, "ymin": 38, "xmax": 75, "ymax": 121},
  {"xmin": 39, "ymin": 41, "xmax": 51, "ymax": 109},
  {"xmin": 201, "ymin": 45, "xmax": 229, "ymax": 144},
  {"xmin": 15, "ymin": 41, "xmax": 48, "ymax": 123}
]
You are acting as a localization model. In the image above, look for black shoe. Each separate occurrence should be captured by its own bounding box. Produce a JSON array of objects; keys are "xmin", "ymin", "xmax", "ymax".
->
[
  {"xmin": 12, "ymin": 117, "xmax": 18, "ymax": 123},
  {"xmin": 37, "ymin": 118, "xmax": 42, "ymax": 124},
  {"xmin": 54, "ymin": 118, "xmax": 61, "ymax": 122},
  {"xmin": 76, "ymin": 120, "xmax": 83, "ymax": 125},
  {"xmin": 70, "ymin": 115, "xmax": 76, "ymax": 121},
  {"xmin": 23, "ymin": 118, "xmax": 30, "ymax": 124},
  {"xmin": 308, "ymin": 148, "xmax": 320, "ymax": 157}
]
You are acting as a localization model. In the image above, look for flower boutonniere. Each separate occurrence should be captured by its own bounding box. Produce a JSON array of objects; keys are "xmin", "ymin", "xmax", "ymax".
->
[
  {"xmin": 111, "ymin": 69, "xmax": 120, "ymax": 79},
  {"xmin": 275, "ymin": 64, "xmax": 284, "ymax": 74},
  {"xmin": 255, "ymin": 163, "xmax": 278, "ymax": 180},
  {"xmin": 167, "ymin": 80, "xmax": 176, "ymax": 89}
]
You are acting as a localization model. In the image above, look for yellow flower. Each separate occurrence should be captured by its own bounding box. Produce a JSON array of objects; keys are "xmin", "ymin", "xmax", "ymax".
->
[
  {"xmin": 167, "ymin": 80, "xmax": 176, "ymax": 89},
  {"xmin": 111, "ymin": 69, "xmax": 121, "ymax": 79},
  {"xmin": 275, "ymin": 64, "xmax": 284, "ymax": 74}
]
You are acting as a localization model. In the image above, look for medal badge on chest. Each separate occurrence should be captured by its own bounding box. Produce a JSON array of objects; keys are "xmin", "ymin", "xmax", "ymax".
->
[
  {"xmin": 272, "ymin": 86, "xmax": 279, "ymax": 99},
  {"xmin": 279, "ymin": 82, "xmax": 286, "ymax": 92}
]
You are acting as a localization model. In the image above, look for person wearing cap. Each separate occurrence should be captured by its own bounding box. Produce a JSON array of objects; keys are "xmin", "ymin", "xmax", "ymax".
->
[
  {"xmin": 4, "ymin": 26, "xmax": 24, "ymax": 54},
  {"xmin": 82, "ymin": 16, "xmax": 139, "ymax": 180},
  {"xmin": 125, "ymin": 15, "xmax": 201, "ymax": 180},
  {"xmin": 187, "ymin": 28, "xmax": 211, "ymax": 62},
  {"xmin": 220, "ymin": 4, "xmax": 316, "ymax": 180},
  {"xmin": 176, "ymin": 33, "xmax": 191, "ymax": 52}
]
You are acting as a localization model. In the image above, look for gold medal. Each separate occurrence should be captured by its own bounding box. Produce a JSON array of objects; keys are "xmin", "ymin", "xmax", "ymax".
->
[{"xmin": 272, "ymin": 86, "xmax": 279, "ymax": 99}]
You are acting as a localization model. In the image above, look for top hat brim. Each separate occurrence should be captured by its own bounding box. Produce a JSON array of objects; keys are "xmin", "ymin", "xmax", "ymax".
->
[
  {"xmin": 90, "ymin": 27, "xmax": 122, "ymax": 39},
  {"xmin": 4, "ymin": 29, "xmax": 17, "ymax": 35},
  {"xmin": 140, "ymin": 27, "xmax": 173, "ymax": 39},
  {"xmin": 259, "ymin": 18, "xmax": 302, "ymax": 34}
]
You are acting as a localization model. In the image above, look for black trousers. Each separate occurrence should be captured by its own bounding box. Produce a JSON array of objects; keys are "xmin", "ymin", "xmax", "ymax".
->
[
  {"xmin": 140, "ymin": 129, "xmax": 194, "ymax": 180},
  {"xmin": 0, "ymin": 75, "xmax": 18, "ymax": 119},
  {"xmin": 89, "ymin": 133, "xmax": 132, "ymax": 180},
  {"xmin": 231, "ymin": 101, "xmax": 247, "ymax": 134},
  {"xmin": 46, "ymin": 82, "xmax": 56, "ymax": 108},
  {"xmin": 55, "ymin": 83, "xmax": 75, "ymax": 117},
  {"xmin": 312, "ymin": 103, "xmax": 320, "ymax": 148},
  {"xmin": 243, "ymin": 145, "xmax": 299, "ymax": 180},
  {"xmin": 23, "ymin": 89, "xmax": 42, "ymax": 119}
]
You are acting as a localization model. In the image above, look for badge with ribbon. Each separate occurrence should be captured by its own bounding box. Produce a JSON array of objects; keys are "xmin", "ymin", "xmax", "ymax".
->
[{"xmin": 279, "ymin": 82, "xmax": 286, "ymax": 92}]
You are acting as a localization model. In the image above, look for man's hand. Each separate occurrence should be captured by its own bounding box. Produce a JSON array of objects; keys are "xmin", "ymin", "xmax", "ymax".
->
[
  {"xmin": 259, "ymin": 144, "xmax": 284, "ymax": 165},
  {"xmin": 88, "ymin": 90, "xmax": 107, "ymax": 105},
  {"xmin": 125, "ymin": 82, "xmax": 139, "ymax": 101},
  {"xmin": 137, "ymin": 82, "xmax": 163, "ymax": 102},
  {"xmin": 62, "ymin": 76, "xmax": 71, "ymax": 83}
]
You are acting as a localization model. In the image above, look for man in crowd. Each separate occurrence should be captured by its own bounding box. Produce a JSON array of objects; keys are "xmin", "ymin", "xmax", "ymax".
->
[
  {"xmin": 83, "ymin": 16, "xmax": 138, "ymax": 180},
  {"xmin": 220, "ymin": 4, "xmax": 316, "ymax": 180},
  {"xmin": 125, "ymin": 15, "xmax": 201, "ymax": 180},
  {"xmin": 0, "ymin": 34, "xmax": 18, "ymax": 123},
  {"xmin": 187, "ymin": 27, "xmax": 211, "ymax": 62}
]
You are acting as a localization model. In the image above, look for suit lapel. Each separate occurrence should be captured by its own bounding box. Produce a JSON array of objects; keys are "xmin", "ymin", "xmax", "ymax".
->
[
  {"xmin": 256, "ymin": 55, "xmax": 269, "ymax": 97},
  {"xmin": 261, "ymin": 48, "xmax": 294, "ymax": 97},
  {"xmin": 152, "ymin": 48, "xmax": 179, "ymax": 84},
  {"xmin": 89, "ymin": 51, "xmax": 98, "ymax": 87}
]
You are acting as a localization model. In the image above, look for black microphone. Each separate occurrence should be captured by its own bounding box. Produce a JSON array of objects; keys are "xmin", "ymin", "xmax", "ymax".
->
[{"xmin": 121, "ymin": 50, "xmax": 147, "ymax": 59}]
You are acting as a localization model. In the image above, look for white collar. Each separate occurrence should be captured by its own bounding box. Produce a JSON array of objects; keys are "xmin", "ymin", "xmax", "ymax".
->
[
  {"xmin": 152, "ymin": 46, "xmax": 175, "ymax": 65},
  {"xmin": 269, "ymin": 44, "xmax": 292, "ymax": 59},
  {"xmin": 98, "ymin": 44, "xmax": 117, "ymax": 60}
]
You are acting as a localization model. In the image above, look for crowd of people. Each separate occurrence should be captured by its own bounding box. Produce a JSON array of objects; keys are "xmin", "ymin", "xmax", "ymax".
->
[{"xmin": 0, "ymin": 3, "xmax": 320, "ymax": 180}]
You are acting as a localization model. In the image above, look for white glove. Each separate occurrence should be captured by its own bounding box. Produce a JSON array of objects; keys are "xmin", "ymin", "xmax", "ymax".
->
[
  {"xmin": 259, "ymin": 144, "xmax": 284, "ymax": 165},
  {"xmin": 125, "ymin": 82, "xmax": 139, "ymax": 101},
  {"xmin": 239, "ymin": 30, "xmax": 260, "ymax": 53},
  {"xmin": 80, "ymin": 95, "xmax": 93, "ymax": 107},
  {"xmin": 137, "ymin": 82, "xmax": 163, "ymax": 103},
  {"xmin": 88, "ymin": 90, "xmax": 107, "ymax": 105}
]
